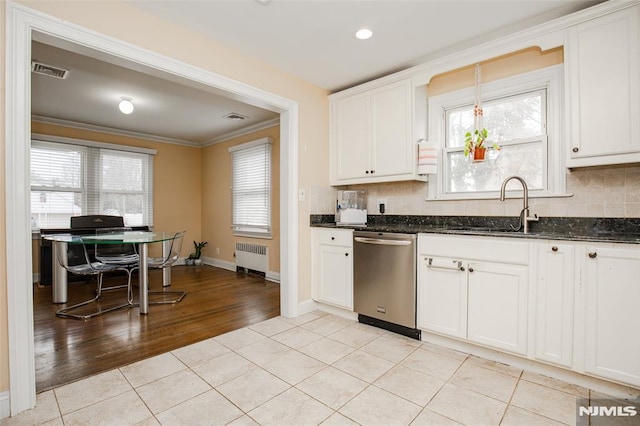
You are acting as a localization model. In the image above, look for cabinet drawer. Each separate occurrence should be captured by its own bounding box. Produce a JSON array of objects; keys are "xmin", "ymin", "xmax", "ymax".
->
[
  {"xmin": 418, "ymin": 234, "xmax": 528, "ymax": 265},
  {"xmin": 314, "ymin": 228, "xmax": 353, "ymax": 247}
]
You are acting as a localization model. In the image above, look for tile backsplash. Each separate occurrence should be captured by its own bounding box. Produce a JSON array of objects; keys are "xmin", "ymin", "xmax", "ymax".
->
[{"xmin": 310, "ymin": 164, "xmax": 640, "ymax": 218}]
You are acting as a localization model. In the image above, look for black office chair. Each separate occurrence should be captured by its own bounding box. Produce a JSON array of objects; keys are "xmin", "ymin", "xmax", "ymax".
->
[
  {"xmin": 70, "ymin": 215, "xmax": 125, "ymax": 230},
  {"xmin": 55, "ymin": 239, "xmax": 133, "ymax": 320}
]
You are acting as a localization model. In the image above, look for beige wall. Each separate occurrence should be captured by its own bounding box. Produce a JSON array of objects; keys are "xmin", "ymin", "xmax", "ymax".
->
[
  {"xmin": 1, "ymin": 0, "xmax": 330, "ymax": 393},
  {"xmin": 201, "ymin": 126, "xmax": 281, "ymax": 273},
  {"xmin": 427, "ymin": 46, "xmax": 563, "ymax": 96}
]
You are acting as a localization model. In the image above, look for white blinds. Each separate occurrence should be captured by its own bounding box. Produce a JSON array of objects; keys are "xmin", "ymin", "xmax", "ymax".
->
[
  {"xmin": 229, "ymin": 137, "xmax": 272, "ymax": 237},
  {"xmin": 30, "ymin": 139, "xmax": 154, "ymax": 229}
]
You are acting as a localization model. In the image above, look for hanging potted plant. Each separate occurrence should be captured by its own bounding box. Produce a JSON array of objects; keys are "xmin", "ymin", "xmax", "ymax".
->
[{"xmin": 464, "ymin": 128, "xmax": 499, "ymax": 161}]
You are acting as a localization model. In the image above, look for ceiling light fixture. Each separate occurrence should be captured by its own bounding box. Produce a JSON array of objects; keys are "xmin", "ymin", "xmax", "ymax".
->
[
  {"xmin": 355, "ymin": 28, "xmax": 373, "ymax": 40},
  {"xmin": 118, "ymin": 97, "xmax": 134, "ymax": 115}
]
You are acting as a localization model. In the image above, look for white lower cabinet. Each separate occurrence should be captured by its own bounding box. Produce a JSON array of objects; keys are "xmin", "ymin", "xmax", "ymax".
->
[
  {"xmin": 583, "ymin": 244, "xmax": 640, "ymax": 386},
  {"xmin": 417, "ymin": 234, "xmax": 529, "ymax": 355},
  {"xmin": 534, "ymin": 242, "xmax": 575, "ymax": 368},
  {"xmin": 418, "ymin": 233, "xmax": 640, "ymax": 388},
  {"xmin": 311, "ymin": 228, "xmax": 353, "ymax": 310},
  {"xmin": 467, "ymin": 261, "xmax": 528, "ymax": 355},
  {"xmin": 418, "ymin": 256, "xmax": 467, "ymax": 339}
]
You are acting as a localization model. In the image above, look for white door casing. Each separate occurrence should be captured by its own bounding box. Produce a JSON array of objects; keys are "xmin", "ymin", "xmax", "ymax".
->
[{"xmin": 5, "ymin": 1, "xmax": 299, "ymax": 415}]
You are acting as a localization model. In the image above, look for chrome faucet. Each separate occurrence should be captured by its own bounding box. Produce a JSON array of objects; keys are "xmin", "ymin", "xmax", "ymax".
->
[{"xmin": 499, "ymin": 175, "xmax": 538, "ymax": 234}]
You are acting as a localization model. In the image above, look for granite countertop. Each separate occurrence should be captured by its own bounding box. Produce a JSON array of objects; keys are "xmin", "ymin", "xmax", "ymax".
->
[{"xmin": 310, "ymin": 215, "xmax": 640, "ymax": 244}]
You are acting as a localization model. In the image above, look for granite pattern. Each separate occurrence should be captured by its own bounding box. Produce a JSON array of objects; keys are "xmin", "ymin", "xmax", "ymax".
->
[{"xmin": 310, "ymin": 215, "xmax": 640, "ymax": 244}]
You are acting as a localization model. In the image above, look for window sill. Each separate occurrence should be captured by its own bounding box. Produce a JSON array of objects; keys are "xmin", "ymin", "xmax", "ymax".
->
[{"xmin": 232, "ymin": 231, "xmax": 273, "ymax": 240}]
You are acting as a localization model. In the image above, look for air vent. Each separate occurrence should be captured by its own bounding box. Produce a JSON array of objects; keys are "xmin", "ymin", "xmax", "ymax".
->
[
  {"xmin": 31, "ymin": 61, "xmax": 69, "ymax": 79},
  {"xmin": 223, "ymin": 112, "xmax": 249, "ymax": 121}
]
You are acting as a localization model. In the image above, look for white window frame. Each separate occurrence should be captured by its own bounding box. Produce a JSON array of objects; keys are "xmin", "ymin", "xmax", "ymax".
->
[
  {"xmin": 229, "ymin": 137, "xmax": 273, "ymax": 239},
  {"xmin": 427, "ymin": 64, "xmax": 565, "ymax": 200},
  {"xmin": 30, "ymin": 134, "xmax": 156, "ymax": 229}
]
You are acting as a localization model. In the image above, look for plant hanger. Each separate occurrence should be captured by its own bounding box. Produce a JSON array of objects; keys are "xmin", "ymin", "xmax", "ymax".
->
[{"xmin": 464, "ymin": 63, "xmax": 499, "ymax": 161}]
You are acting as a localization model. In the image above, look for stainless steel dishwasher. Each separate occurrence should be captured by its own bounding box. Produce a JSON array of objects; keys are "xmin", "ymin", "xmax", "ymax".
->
[{"xmin": 353, "ymin": 231, "xmax": 420, "ymax": 339}]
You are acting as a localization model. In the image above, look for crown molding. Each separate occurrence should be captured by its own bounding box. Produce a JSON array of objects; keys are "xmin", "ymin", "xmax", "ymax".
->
[
  {"xmin": 202, "ymin": 117, "xmax": 280, "ymax": 146},
  {"xmin": 31, "ymin": 115, "xmax": 201, "ymax": 147}
]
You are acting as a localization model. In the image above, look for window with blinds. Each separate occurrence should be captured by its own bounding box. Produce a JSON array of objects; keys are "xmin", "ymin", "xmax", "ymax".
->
[
  {"xmin": 30, "ymin": 138, "xmax": 154, "ymax": 229},
  {"xmin": 229, "ymin": 137, "xmax": 272, "ymax": 238}
]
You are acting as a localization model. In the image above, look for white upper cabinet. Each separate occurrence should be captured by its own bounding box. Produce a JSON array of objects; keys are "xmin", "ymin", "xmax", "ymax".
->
[
  {"xmin": 330, "ymin": 79, "xmax": 425, "ymax": 185},
  {"xmin": 332, "ymin": 92, "xmax": 370, "ymax": 181},
  {"xmin": 565, "ymin": 4, "xmax": 640, "ymax": 167}
]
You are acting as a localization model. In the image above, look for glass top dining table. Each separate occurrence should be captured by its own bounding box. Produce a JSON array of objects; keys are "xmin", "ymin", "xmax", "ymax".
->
[{"xmin": 44, "ymin": 231, "xmax": 179, "ymax": 315}]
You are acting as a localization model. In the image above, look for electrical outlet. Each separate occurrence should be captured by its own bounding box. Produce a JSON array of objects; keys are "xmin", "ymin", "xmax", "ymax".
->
[
  {"xmin": 377, "ymin": 198, "xmax": 387, "ymax": 214},
  {"xmin": 216, "ymin": 247, "xmax": 220, "ymax": 256},
  {"xmin": 298, "ymin": 189, "xmax": 306, "ymax": 202}
]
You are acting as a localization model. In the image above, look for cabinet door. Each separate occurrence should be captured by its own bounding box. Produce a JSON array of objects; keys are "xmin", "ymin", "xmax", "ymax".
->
[
  {"xmin": 584, "ymin": 246, "xmax": 640, "ymax": 386},
  {"xmin": 332, "ymin": 92, "xmax": 371, "ymax": 181},
  {"xmin": 467, "ymin": 262, "xmax": 528, "ymax": 355},
  {"xmin": 417, "ymin": 256, "xmax": 467, "ymax": 338},
  {"xmin": 371, "ymin": 80, "xmax": 413, "ymax": 178},
  {"xmin": 535, "ymin": 243, "xmax": 575, "ymax": 367},
  {"xmin": 566, "ymin": 6, "xmax": 640, "ymax": 164},
  {"xmin": 317, "ymin": 244, "xmax": 353, "ymax": 310}
]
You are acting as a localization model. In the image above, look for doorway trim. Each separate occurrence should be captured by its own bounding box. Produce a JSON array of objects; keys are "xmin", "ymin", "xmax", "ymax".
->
[{"xmin": 5, "ymin": 2, "xmax": 299, "ymax": 415}]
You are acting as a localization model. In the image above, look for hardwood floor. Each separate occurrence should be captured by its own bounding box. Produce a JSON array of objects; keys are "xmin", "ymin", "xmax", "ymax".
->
[{"xmin": 33, "ymin": 265, "xmax": 280, "ymax": 392}]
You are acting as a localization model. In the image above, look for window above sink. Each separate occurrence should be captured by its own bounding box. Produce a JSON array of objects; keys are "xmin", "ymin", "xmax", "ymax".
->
[{"xmin": 428, "ymin": 63, "xmax": 566, "ymax": 201}]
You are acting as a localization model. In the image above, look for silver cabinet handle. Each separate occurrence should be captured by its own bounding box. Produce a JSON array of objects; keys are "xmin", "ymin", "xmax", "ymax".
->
[{"xmin": 426, "ymin": 258, "xmax": 463, "ymax": 271}]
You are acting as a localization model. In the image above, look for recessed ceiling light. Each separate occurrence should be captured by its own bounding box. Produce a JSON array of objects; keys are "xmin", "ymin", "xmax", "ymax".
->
[{"xmin": 355, "ymin": 28, "xmax": 373, "ymax": 40}]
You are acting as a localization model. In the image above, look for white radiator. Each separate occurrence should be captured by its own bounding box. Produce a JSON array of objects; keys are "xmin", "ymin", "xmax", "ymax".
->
[{"xmin": 235, "ymin": 243, "xmax": 268, "ymax": 273}]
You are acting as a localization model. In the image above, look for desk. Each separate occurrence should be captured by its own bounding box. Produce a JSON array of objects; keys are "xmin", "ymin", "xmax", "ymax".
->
[{"xmin": 44, "ymin": 231, "xmax": 177, "ymax": 315}]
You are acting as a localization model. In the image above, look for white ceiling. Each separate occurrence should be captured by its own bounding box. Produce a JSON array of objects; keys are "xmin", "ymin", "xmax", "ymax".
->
[
  {"xmin": 128, "ymin": 0, "xmax": 603, "ymax": 91},
  {"xmin": 31, "ymin": 0, "xmax": 602, "ymax": 146},
  {"xmin": 31, "ymin": 41, "xmax": 280, "ymax": 146}
]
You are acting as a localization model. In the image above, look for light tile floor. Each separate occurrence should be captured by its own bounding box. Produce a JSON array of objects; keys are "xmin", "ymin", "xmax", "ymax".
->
[{"xmin": 3, "ymin": 311, "xmax": 639, "ymax": 426}]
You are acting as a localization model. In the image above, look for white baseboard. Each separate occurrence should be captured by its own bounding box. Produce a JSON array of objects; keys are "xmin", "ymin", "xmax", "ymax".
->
[
  {"xmin": 202, "ymin": 257, "xmax": 280, "ymax": 283},
  {"xmin": 202, "ymin": 257, "xmax": 236, "ymax": 272},
  {"xmin": 297, "ymin": 299, "xmax": 319, "ymax": 316},
  {"xmin": 420, "ymin": 331, "xmax": 640, "ymax": 401},
  {"xmin": 0, "ymin": 391, "xmax": 10, "ymax": 420},
  {"xmin": 317, "ymin": 303, "xmax": 358, "ymax": 321},
  {"xmin": 265, "ymin": 271, "xmax": 280, "ymax": 283}
]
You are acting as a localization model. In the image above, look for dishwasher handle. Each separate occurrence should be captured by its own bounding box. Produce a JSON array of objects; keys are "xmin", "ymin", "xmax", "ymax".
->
[{"xmin": 354, "ymin": 236, "xmax": 413, "ymax": 246}]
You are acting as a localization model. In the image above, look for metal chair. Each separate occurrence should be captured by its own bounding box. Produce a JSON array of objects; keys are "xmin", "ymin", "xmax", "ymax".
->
[
  {"xmin": 146, "ymin": 231, "xmax": 187, "ymax": 304},
  {"xmin": 55, "ymin": 239, "xmax": 133, "ymax": 320},
  {"xmin": 94, "ymin": 227, "xmax": 139, "ymax": 305}
]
